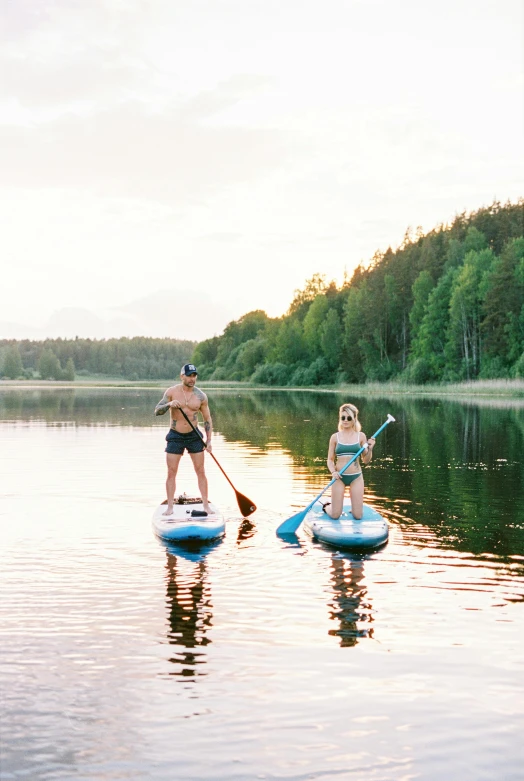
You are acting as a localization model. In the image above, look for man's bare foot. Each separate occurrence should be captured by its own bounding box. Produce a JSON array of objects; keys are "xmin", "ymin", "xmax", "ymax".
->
[
  {"xmin": 162, "ymin": 506, "xmax": 174, "ymax": 516},
  {"xmin": 203, "ymin": 502, "xmax": 211, "ymax": 514}
]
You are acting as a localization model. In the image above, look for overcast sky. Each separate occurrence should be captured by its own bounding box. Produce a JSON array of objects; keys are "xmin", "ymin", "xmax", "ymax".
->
[{"xmin": 1, "ymin": 0, "xmax": 523, "ymax": 342}]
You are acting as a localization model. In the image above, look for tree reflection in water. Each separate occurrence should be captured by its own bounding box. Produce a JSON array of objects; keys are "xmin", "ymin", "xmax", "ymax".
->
[
  {"xmin": 163, "ymin": 548, "xmax": 214, "ymax": 679},
  {"xmin": 327, "ymin": 555, "xmax": 373, "ymax": 647}
]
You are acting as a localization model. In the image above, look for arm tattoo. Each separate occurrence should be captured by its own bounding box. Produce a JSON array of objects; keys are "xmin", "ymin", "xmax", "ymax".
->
[
  {"xmin": 154, "ymin": 392, "xmax": 170, "ymax": 416},
  {"xmin": 203, "ymin": 411, "xmax": 213, "ymax": 443},
  {"xmin": 194, "ymin": 387, "xmax": 206, "ymax": 402}
]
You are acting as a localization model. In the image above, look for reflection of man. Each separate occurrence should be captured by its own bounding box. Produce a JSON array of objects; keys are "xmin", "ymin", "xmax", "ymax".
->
[
  {"xmin": 155, "ymin": 363, "xmax": 213, "ymax": 516},
  {"xmin": 165, "ymin": 552, "xmax": 212, "ymax": 679}
]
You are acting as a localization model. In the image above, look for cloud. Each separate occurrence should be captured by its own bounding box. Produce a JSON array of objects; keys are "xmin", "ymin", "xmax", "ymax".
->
[
  {"xmin": 200, "ymin": 232, "xmax": 243, "ymax": 243},
  {"xmin": 0, "ymin": 308, "xmax": 138, "ymax": 342},
  {"xmin": 2, "ymin": 52, "xmax": 146, "ymax": 108},
  {"xmin": 0, "ymin": 84, "xmax": 291, "ymax": 203},
  {"xmin": 0, "ymin": 288, "xmax": 238, "ymax": 341},
  {"xmin": 115, "ymin": 288, "xmax": 235, "ymax": 340},
  {"xmin": 1, "ymin": 0, "xmax": 149, "ymax": 105},
  {"xmin": 0, "ymin": 319, "xmax": 42, "ymax": 340}
]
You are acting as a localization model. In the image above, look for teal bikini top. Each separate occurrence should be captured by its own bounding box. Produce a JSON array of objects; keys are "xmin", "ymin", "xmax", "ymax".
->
[{"xmin": 335, "ymin": 434, "xmax": 361, "ymax": 456}]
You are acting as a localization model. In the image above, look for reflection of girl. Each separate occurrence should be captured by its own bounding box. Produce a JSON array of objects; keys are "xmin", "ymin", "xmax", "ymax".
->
[
  {"xmin": 324, "ymin": 403, "xmax": 375, "ymax": 520},
  {"xmin": 328, "ymin": 556, "xmax": 373, "ymax": 647}
]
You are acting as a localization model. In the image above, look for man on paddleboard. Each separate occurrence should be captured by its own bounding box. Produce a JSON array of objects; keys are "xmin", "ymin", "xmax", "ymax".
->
[{"xmin": 155, "ymin": 363, "xmax": 213, "ymax": 516}]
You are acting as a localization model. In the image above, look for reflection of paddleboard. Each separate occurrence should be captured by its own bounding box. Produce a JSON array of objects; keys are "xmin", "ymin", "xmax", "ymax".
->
[
  {"xmin": 152, "ymin": 499, "xmax": 225, "ymax": 542},
  {"xmin": 304, "ymin": 500, "xmax": 388, "ymax": 550},
  {"xmin": 158, "ymin": 538, "xmax": 222, "ymax": 562}
]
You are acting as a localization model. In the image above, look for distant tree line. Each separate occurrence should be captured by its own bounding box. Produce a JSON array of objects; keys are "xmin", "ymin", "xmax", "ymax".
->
[
  {"xmin": 0, "ymin": 337, "xmax": 196, "ymax": 381},
  {"xmin": 194, "ymin": 200, "xmax": 524, "ymax": 384}
]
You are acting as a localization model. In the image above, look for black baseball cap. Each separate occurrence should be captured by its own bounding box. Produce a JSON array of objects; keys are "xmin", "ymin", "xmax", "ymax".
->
[{"xmin": 181, "ymin": 363, "xmax": 198, "ymax": 376}]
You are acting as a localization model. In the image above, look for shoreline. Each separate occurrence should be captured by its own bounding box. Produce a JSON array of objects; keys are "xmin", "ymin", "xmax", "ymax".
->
[{"xmin": 1, "ymin": 378, "xmax": 524, "ymax": 398}]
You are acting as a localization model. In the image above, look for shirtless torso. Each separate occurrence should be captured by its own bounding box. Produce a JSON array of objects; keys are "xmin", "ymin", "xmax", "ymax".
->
[{"xmin": 155, "ymin": 382, "xmax": 211, "ymax": 437}]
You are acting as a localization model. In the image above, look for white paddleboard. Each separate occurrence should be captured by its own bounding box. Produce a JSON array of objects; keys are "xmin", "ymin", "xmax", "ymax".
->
[
  {"xmin": 152, "ymin": 499, "xmax": 225, "ymax": 542},
  {"xmin": 304, "ymin": 499, "xmax": 389, "ymax": 549}
]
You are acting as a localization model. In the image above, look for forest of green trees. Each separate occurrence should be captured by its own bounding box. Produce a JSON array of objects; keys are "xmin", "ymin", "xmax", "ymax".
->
[
  {"xmin": 194, "ymin": 200, "xmax": 524, "ymax": 385},
  {"xmin": 1, "ymin": 200, "xmax": 522, "ymax": 385},
  {"xmin": 0, "ymin": 337, "xmax": 196, "ymax": 381}
]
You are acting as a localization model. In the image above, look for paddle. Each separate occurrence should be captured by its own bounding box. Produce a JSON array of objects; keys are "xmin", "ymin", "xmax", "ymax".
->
[
  {"xmin": 276, "ymin": 413, "xmax": 395, "ymax": 535},
  {"xmin": 176, "ymin": 405, "xmax": 257, "ymax": 517}
]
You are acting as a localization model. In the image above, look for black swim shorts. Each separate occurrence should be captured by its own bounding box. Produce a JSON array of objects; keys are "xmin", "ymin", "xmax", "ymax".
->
[{"xmin": 165, "ymin": 428, "xmax": 205, "ymax": 455}]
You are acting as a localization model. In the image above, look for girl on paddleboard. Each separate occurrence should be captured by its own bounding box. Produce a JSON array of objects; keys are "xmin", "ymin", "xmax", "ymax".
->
[{"xmin": 324, "ymin": 403, "xmax": 375, "ymax": 520}]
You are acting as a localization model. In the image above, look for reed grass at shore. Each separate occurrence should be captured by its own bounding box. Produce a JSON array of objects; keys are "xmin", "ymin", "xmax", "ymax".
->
[{"xmin": 2, "ymin": 377, "xmax": 524, "ymax": 398}]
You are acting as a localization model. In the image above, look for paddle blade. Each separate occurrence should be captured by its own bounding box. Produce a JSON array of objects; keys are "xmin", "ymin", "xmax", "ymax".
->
[
  {"xmin": 236, "ymin": 491, "xmax": 257, "ymax": 518},
  {"xmin": 276, "ymin": 508, "xmax": 308, "ymax": 535}
]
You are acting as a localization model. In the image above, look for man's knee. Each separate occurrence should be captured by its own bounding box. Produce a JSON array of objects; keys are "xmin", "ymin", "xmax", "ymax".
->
[{"xmin": 192, "ymin": 459, "xmax": 206, "ymax": 477}]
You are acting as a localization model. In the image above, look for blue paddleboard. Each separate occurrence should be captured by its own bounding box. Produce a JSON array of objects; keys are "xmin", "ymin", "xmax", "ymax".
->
[
  {"xmin": 303, "ymin": 499, "xmax": 389, "ymax": 549},
  {"xmin": 152, "ymin": 500, "xmax": 225, "ymax": 542}
]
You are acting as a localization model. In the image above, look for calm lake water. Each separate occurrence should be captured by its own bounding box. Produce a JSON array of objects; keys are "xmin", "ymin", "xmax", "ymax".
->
[{"xmin": 1, "ymin": 387, "xmax": 523, "ymax": 781}]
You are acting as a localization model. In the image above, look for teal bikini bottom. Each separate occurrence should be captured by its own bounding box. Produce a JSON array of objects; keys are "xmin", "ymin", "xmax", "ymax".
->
[{"xmin": 340, "ymin": 471, "xmax": 362, "ymax": 487}]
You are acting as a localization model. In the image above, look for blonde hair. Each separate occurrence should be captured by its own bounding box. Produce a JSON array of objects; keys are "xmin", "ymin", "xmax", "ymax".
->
[{"xmin": 338, "ymin": 403, "xmax": 361, "ymax": 432}]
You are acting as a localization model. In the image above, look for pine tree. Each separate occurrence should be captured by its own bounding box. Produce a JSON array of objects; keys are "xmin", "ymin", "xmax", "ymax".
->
[
  {"xmin": 3, "ymin": 345, "xmax": 23, "ymax": 379},
  {"xmin": 38, "ymin": 349, "xmax": 62, "ymax": 380},
  {"xmin": 410, "ymin": 268, "xmax": 457, "ymax": 381},
  {"xmin": 342, "ymin": 283, "xmax": 371, "ymax": 381},
  {"xmin": 481, "ymin": 238, "xmax": 524, "ymax": 371},
  {"xmin": 446, "ymin": 249, "xmax": 494, "ymax": 379},
  {"xmin": 64, "ymin": 357, "xmax": 76, "ymax": 381},
  {"xmin": 320, "ymin": 308, "xmax": 342, "ymax": 371},
  {"xmin": 303, "ymin": 295, "xmax": 330, "ymax": 358},
  {"xmin": 410, "ymin": 270, "xmax": 434, "ymax": 339}
]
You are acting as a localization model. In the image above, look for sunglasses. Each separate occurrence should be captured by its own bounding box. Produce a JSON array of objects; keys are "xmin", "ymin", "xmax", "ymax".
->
[{"xmin": 340, "ymin": 414, "xmax": 354, "ymax": 421}]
